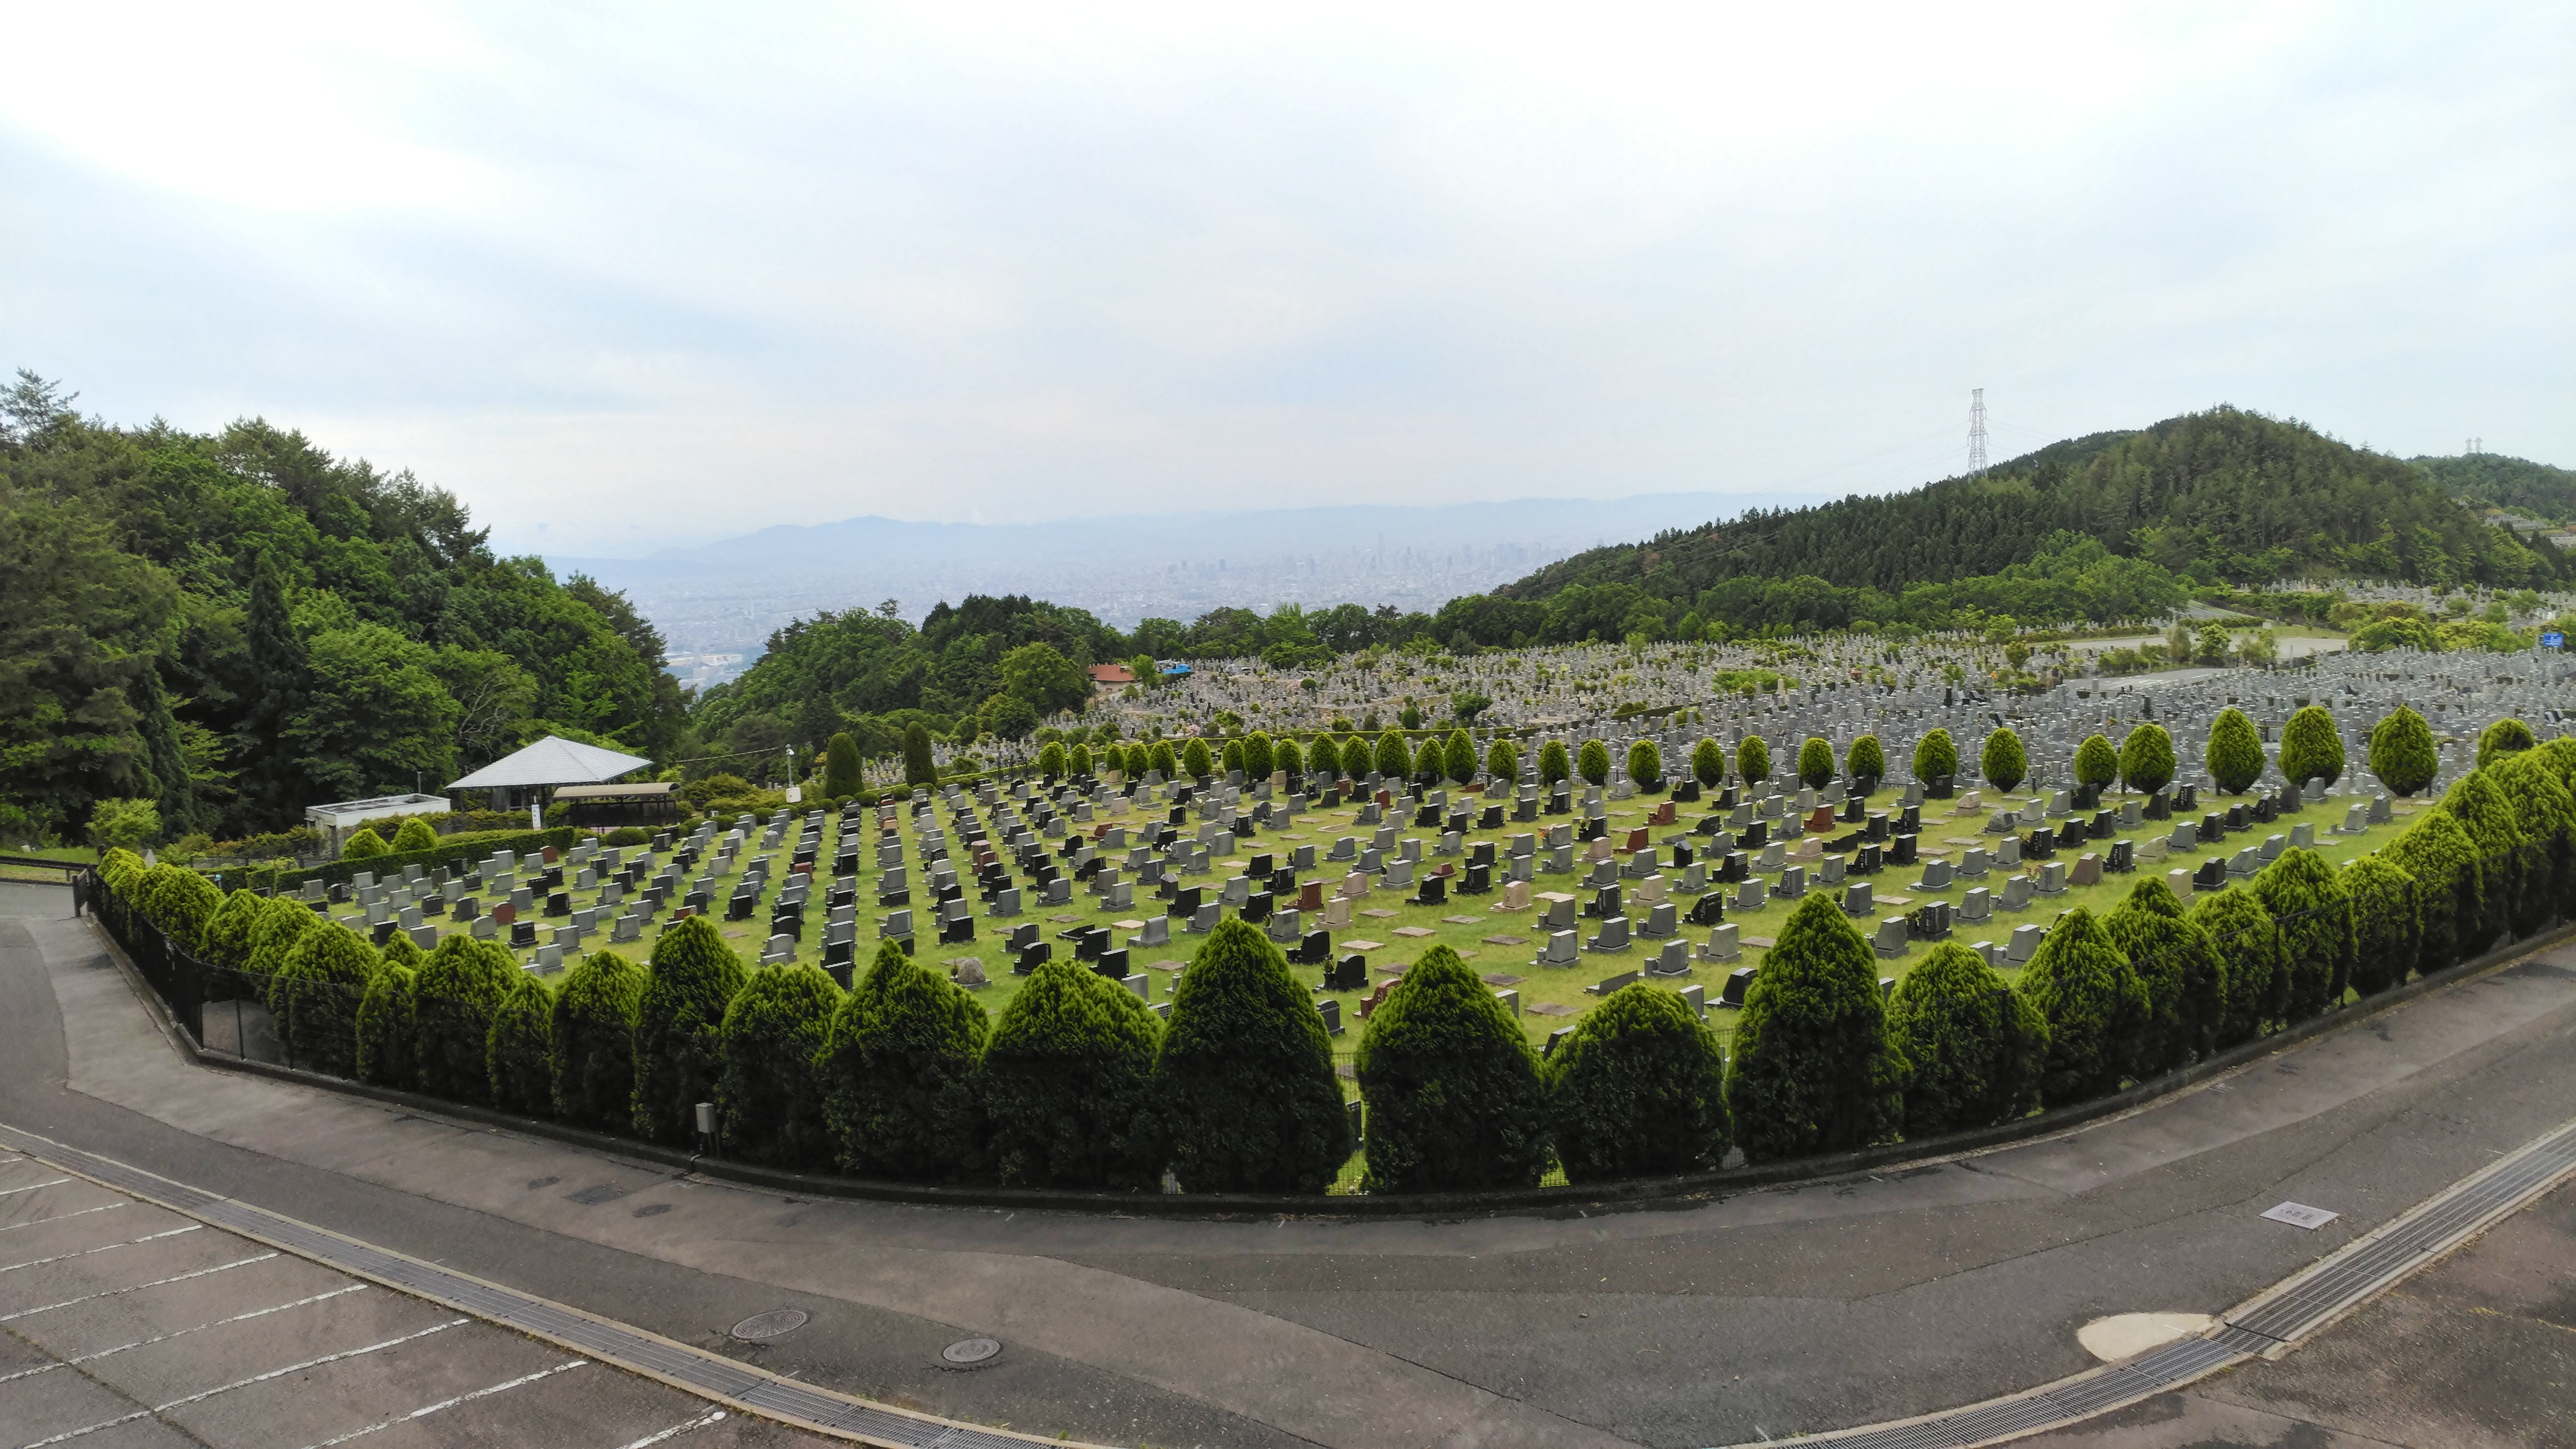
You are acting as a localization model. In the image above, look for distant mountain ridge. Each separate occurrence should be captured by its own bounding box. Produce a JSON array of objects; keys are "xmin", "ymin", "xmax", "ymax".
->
[{"xmin": 2412, "ymin": 452, "xmax": 2576, "ymax": 525}]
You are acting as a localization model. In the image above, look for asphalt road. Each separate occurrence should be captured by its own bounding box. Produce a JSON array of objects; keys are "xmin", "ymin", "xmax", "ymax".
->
[{"xmin": 6, "ymin": 880, "xmax": 2575, "ymax": 1449}]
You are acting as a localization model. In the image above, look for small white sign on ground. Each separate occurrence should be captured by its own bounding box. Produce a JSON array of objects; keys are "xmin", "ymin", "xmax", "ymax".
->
[{"xmin": 2261, "ymin": 1201, "xmax": 2341, "ymax": 1230}]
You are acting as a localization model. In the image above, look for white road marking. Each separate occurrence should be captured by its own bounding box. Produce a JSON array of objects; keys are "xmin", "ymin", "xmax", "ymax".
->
[
  {"xmin": 0, "ymin": 1179, "xmax": 70, "ymax": 1198},
  {"xmin": 295, "ymin": 1358, "xmax": 589, "ymax": 1448},
  {"xmin": 0, "ymin": 1285, "xmax": 371, "ymax": 1383},
  {"xmin": 0, "ymin": 1203, "xmax": 122, "ymax": 1235},
  {"xmin": 0, "ymin": 1224, "xmax": 198, "ymax": 1274},
  {"xmin": 615, "ymin": 1410, "xmax": 728, "ymax": 1448},
  {"xmin": 0, "ymin": 1252, "xmax": 276, "ymax": 1322},
  {"xmin": 20, "ymin": 1318, "xmax": 469, "ymax": 1446}
]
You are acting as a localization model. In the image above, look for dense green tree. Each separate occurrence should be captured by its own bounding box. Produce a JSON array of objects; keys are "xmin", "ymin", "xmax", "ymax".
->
[
  {"xmin": 272, "ymin": 922, "xmax": 378, "ymax": 1076},
  {"xmin": 980, "ymin": 954, "xmax": 1164, "ymax": 1190},
  {"xmin": 1354, "ymin": 946, "xmax": 1548, "ymax": 1191},
  {"xmin": 2073, "ymin": 733, "xmax": 2119, "ymax": 790},
  {"xmin": 2188, "ymin": 889, "xmax": 2287, "ymax": 1044},
  {"xmin": 1486, "ymin": 735, "xmax": 1519, "ymax": 783},
  {"xmin": 1796, "ymin": 736, "xmax": 1833, "ymax": 790},
  {"xmin": 2369, "ymin": 707, "xmax": 2438, "ymax": 796},
  {"xmin": 1626, "ymin": 738, "xmax": 1663, "ymax": 791},
  {"xmin": 2439, "ymin": 770, "xmax": 2525, "ymax": 945},
  {"xmin": 716, "ymin": 964, "xmax": 842, "ymax": 1168},
  {"xmin": 2492, "ymin": 750, "xmax": 2576, "ymax": 929},
  {"xmin": 1412, "ymin": 734, "xmax": 1445, "ymax": 789},
  {"xmin": 823, "ymin": 732, "xmax": 862, "ymax": 796},
  {"xmin": 1980, "ymin": 728, "xmax": 2028, "ymax": 793},
  {"xmin": 2016, "ymin": 908, "xmax": 2149, "ymax": 1103},
  {"xmin": 390, "ymin": 816, "xmax": 438, "ymax": 852},
  {"xmin": 341, "ymin": 828, "xmax": 387, "ymax": 859},
  {"xmin": 1153, "ymin": 920, "xmax": 1349, "ymax": 1193},
  {"xmin": 2477, "ymin": 717, "xmax": 2537, "ymax": 770},
  {"xmin": 286, "ymin": 623, "xmax": 460, "ymax": 802},
  {"xmin": 2339, "ymin": 855, "xmax": 2420, "ymax": 994},
  {"xmin": 997, "ymin": 641, "xmax": 1092, "ymax": 717},
  {"xmin": 901, "ymin": 722, "xmax": 936, "ymax": 786},
  {"xmin": 1539, "ymin": 739, "xmax": 1572, "ymax": 785},
  {"xmin": 198, "ymin": 889, "xmax": 265, "ymax": 970},
  {"xmin": 1847, "ymin": 734, "xmax": 1886, "ymax": 793},
  {"xmin": 1725, "ymin": 894, "xmax": 1907, "ymax": 1161},
  {"xmin": 2119, "ymin": 723, "xmax": 2177, "ymax": 795},
  {"xmin": 1068, "ymin": 741, "xmax": 1092, "ymax": 777},
  {"xmin": 1273, "ymin": 736, "xmax": 1302, "ymax": 779},
  {"xmin": 1038, "ymin": 741, "xmax": 1067, "ymax": 776},
  {"xmin": 1445, "ymin": 729, "xmax": 1477, "ymax": 786},
  {"xmin": 1182, "ymin": 737, "xmax": 1214, "ymax": 780},
  {"xmin": 2251, "ymin": 849, "xmax": 2354, "ymax": 1022},
  {"xmin": 1577, "ymin": 739, "xmax": 1611, "ymax": 787},
  {"xmin": 631, "ymin": 916, "xmax": 749, "ymax": 1144},
  {"xmin": 1691, "ymin": 736, "xmax": 1725, "ymax": 788},
  {"xmin": 1544, "ymin": 984, "xmax": 1730, "ymax": 1180},
  {"xmin": 412, "ymin": 935, "xmax": 517, "ymax": 1103},
  {"xmin": 354, "ymin": 964, "xmax": 418, "ymax": 1088},
  {"xmin": 2277, "ymin": 705, "xmax": 2346, "ymax": 788},
  {"xmin": 1148, "ymin": 739, "xmax": 1178, "ymax": 778},
  {"xmin": 2105, "ymin": 880, "xmax": 2226, "ymax": 1069},
  {"xmin": 1242, "ymin": 731, "xmax": 1275, "ymax": 781},
  {"xmin": 550, "ymin": 951, "xmax": 645, "ymax": 1130},
  {"xmin": 2205, "ymin": 708, "xmax": 2265, "ymax": 795},
  {"xmin": 1373, "ymin": 729, "xmax": 1409, "ymax": 781},
  {"xmin": 1912, "ymin": 728, "xmax": 1959, "ymax": 783},
  {"xmin": 819, "ymin": 941, "xmax": 990, "ymax": 1181},
  {"xmin": 245, "ymin": 894, "xmax": 318, "ymax": 983},
  {"xmin": 1224, "ymin": 737, "xmax": 1248, "ymax": 779},
  {"xmin": 2382, "ymin": 809, "xmax": 2480, "ymax": 978},
  {"xmin": 486, "ymin": 975, "xmax": 555, "ymax": 1116},
  {"xmin": 1884, "ymin": 942, "xmax": 2047, "ymax": 1135},
  {"xmin": 1308, "ymin": 733, "xmax": 1341, "ymax": 780},
  {"xmin": 1736, "ymin": 735, "xmax": 1771, "ymax": 787}
]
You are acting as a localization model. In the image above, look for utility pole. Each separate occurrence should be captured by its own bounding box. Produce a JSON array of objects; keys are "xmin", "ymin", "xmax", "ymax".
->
[{"xmin": 1968, "ymin": 388, "xmax": 1988, "ymax": 473}]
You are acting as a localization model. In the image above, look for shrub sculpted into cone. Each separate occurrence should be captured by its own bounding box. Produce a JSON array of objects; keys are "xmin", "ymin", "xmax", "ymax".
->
[
  {"xmin": 1153, "ymin": 919, "xmax": 1351, "ymax": 1194},
  {"xmin": 1725, "ymin": 893, "xmax": 1906, "ymax": 1162},
  {"xmin": 2369, "ymin": 706, "xmax": 2438, "ymax": 797},
  {"xmin": 2251, "ymin": 848, "xmax": 2354, "ymax": 1022},
  {"xmin": 1885, "ymin": 941, "xmax": 2047, "ymax": 1136},
  {"xmin": 2338, "ymin": 855, "xmax": 2419, "ymax": 995},
  {"xmin": 1355, "ymin": 946, "xmax": 1547, "ymax": 1192},
  {"xmin": 413, "ymin": 935, "xmax": 516, "ymax": 1104},
  {"xmin": 717, "ymin": 963, "xmax": 843, "ymax": 1169},
  {"xmin": 631, "ymin": 915, "xmax": 749, "ymax": 1143},
  {"xmin": 2119, "ymin": 723, "xmax": 2176, "ymax": 796},
  {"xmin": 1543, "ymin": 983, "xmax": 1731, "ymax": 1182},
  {"xmin": 551, "ymin": 951, "xmax": 645, "ymax": 1130},
  {"xmin": 2383, "ymin": 808, "xmax": 2480, "ymax": 978},
  {"xmin": 1981, "ymin": 728, "xmax": 2027, "ymax": 794},
  {"xmin": 819, "ymin": 941, "xmax": 991, "ymax": 1182},
  {"xmin": 2189, "ymin": 889, "xmax": 2287, "ymax": 1045},
  {"xmin": 2017, "ymin": 907, "xmax": 2148, "ymax": 1104},
  {"xmin": 2105, "ymin": 878, "xmax": 2227, "ymax": 1069},
  {"xmin": 979, "ymin": 954, "xmax": 1164, "ymax": 1190}
]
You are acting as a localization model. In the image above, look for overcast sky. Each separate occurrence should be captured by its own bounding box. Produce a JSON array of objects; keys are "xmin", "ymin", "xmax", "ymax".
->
[{"xmin": 4, "ymin": 2, "xmax": 2568, "ymax": 557}]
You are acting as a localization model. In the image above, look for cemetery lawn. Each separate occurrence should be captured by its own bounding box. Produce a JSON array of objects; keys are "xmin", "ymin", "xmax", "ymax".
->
[
  {"xmin": 558, "ymin": 787, "xmax": 2423, "ymax": 1071},
  {"xmin": 0, "ymin": 844, "xmax": 98, "ymax": 882}
]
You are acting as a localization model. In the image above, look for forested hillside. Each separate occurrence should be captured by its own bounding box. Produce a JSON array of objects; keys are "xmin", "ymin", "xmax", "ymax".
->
[
  {"xmin": 0, "ymin": 372, "xmax": 686, "ymax": 847},
  {"xmin": 2413, "ymin": 452, "xmax": 2576, "ymax": 524}
]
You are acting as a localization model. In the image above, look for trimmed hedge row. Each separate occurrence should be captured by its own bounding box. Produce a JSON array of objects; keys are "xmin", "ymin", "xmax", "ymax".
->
[{"xmin": 92, "ymin": 738, "xmax": 2576, "ymax": 1196}]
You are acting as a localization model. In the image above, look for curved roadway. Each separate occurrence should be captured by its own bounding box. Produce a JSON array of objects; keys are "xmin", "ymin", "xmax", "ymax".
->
[{"xmin": 5, "ymin": 882, "xmax": 2573, "ymax": 1449}]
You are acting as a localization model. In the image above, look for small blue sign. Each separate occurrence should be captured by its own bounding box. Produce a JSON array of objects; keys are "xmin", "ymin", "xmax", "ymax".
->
[{"xmin": 2545, "ymin": 632, "xmax": 2566, "ymax": 649}]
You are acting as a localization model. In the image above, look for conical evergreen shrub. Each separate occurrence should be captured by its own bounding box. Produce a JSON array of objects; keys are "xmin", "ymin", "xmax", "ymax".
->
[
  {"xmin": 2368, "ymin": 707, "xmax": 2438, "ymax": 796},
  {"xmin": 2338, "ymin": 855, "xmax": 2419, "ymax": 995},
  {"xmin": 1577, "ymin": 739, "xmax": 1611, "ymax": 786},
  {"xmin": 2277, "ymin": 705, "xmax": 2345, "ymax": 789},
  {"xmin": 2492, "ymin": 750, "xmax": 2576, "ymax": 929},
  {"xmin": 2105, "ymin": 890, "xmax": 2226, "ymax": 1068},
  {"xmin": 1796, "ymin": 736, "xmax": 1834, "ymax": 790},
  {"xmin": 487, "ymin": 975, "xmax": 555, "ymax": 1116},
  {"xmin": 146, "ymin": 865, "xmax": 225, "ymax": 955},
  {"xmin": 342, "ymin": 828, "xmax": 387, "ymax": 859},
  {"xmin": 2439, "ymin": 770, "xmax": 2523, "ymax": 947},
  {"xmin": 980, "ymin": 954, "xmax": 1164, "ymax": 1189},
  {"xmin": 246, "ymin": 896, "xmax": 318, "ymax": 996},
  {"xmin": 1309, "ymin": 733, "xmax": 1342, "ymax": 780},
  {"xmin": 391, "ymin": 817, "xmax": 439, "ymax": 853},
  {"xmin": 2189, "ymin": 889, "xmax": 2287, "ymax": 1044},
  {"xmin": 2118, "ymin": 723, "xmax": 2176, "ymax": 796},
  {"xmin": 1725, "ymin": 893, "xmax": 1907, "ymax": 1161},
  {"xmin": 2477, "ymin": 717, "xmax": 2536, "ymax": 769},
  {"xmin": 1372, "ymin": 730, "xmax": 1409, "ymax": 780},
  {"xmin": 1354, "ymin": 945, "xmax": 1546, "ymax": 1191},
  {"xmin": 1183, "ymin": 738, "xmax": 1214, "ymax": 780},
  {"xmin": 2016, "ymin": 908, "xmax": 2149, "ymax": 1104},
  {"xmin": 717, "ymin": 964, "xmax": 842, "ymax": 1168},
  {"xmin": 1539, "ymin": 739, "xmax": 1571, "ymax": 784},
  {"xmin": 824, "ymin": 732, "xmax": 863, "ymax": 795},
  {"xmin": 1884, "ymin": 942, "xmax": 2047, "ymax": 1135},
  {"xmin": 631, "ymin": 915, "xmax": 749, "ymax": 1143},
  {"xmin": 1274, "ymin": 736, "xmax": 1302, "ymax": 778},
  {"xmin": 1447, "ymin": 730, "xmax": 1477, "ymax": 786},
  {"xmin": 1847, "ymin": 734, "xmax": 1887, "ymax": 794},
  {"xmin": 377, "ymin": 932, "xmax": 426, "ymax": 974},
  {"xmin": 1692, "ymin": 737, "xmax": 1725, "ymax": 787},
  {"xmin": 2250, "ymin": 848, "xmax": 2353, "ymax": 1022},
  {"xmin": 354, "ymin": 964, "xmax": 418, "ymax": 1088},
  {"xmin": 1736, "ymin": 735, "xmax": 1770, "ymax": 786},
  {"xmin": 1152, "ymin": 919, "xmax": 1350, "ymax": 1193},
  {"xmin": 2074, "ymin": 733, "xmax": 2119, "ymax": 791},
  {"xmin": 273, "ymin": 922, "xmax": 377, "ymax": 1077},
  {"xmin": 1485, "ymin": 736, "xmax": 1517, "ymax": 782},
  {"xmin": 1544, "ymin": 984, "xmax": 1729, "ymax": 1181},
  {"xmin": 1980, "ymin": 729, "xmax": 2027, "ymax": 793},
  {"xmin": 550, "ymin": 951, "xmax": 645, "ymax": 1130},
  {"xmin": 1627, "ymin": 738, "xmax": 1663, "ymax": 791},
  {"xmin": 1911, "ymin": 728, "xmax": 1958, "ymax": 783},
  {"xmin": 2382, "ymin": 810, "xmax": 2479, "ymax": 978},
  {"xmin": 1240, "ymin": 731, "xmax": 1274, "ymax": 782},
  {"xmin": 413, "ymin": 935, "xmax": 517, "ymax": 1103},
  {"xmin": 199, "ymin": 889, "xmax": 265, "ymax": 970},
  {"xmin": 819, "ymin": 941, "xmax": 990, "ymax": 1181},
  {"xmin": 2206, "ymin": 708, "xmax": 2265, "ymax": 796}
]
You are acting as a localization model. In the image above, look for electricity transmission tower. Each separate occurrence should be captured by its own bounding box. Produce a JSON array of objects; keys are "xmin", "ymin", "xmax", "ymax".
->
[{"xmin": 1968, "ymin": 388, "xmax": 1988, "ymax": 473}]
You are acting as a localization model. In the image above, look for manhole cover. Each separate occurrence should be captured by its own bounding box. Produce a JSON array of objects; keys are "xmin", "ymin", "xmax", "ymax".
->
[
  {"xmin": 941, "ymin": 1337, "xmax": 1002, "ymax": 1367},
  {"xmin": 730, "ymin": 1309, "xmax": 809, "ymax": 1341}
]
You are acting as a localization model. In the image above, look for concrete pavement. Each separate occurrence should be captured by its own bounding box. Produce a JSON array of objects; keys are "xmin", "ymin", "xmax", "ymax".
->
[{"xmin": 6, "ymin": 881, "xmax": 2576, "ymax": 1447}]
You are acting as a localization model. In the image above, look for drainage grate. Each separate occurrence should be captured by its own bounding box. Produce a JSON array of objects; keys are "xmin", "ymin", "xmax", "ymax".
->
[{"xmin": 0, "ymin": 1123, "xmax": 1112, "ymax": 1449}]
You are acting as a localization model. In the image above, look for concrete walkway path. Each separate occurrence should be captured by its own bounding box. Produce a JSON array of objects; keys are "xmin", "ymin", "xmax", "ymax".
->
[{"xmin": 6, "ymin": 882, "xmax": 2575, "ymax": 1448}]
